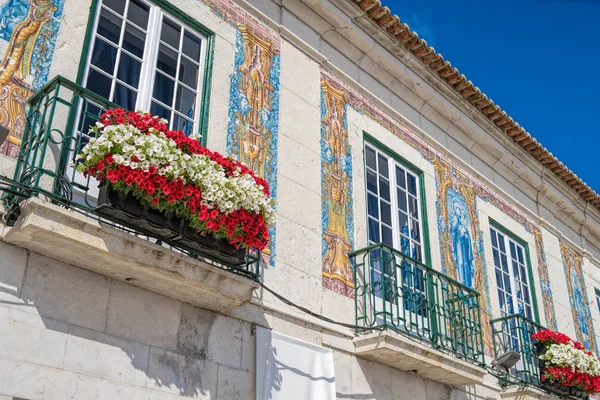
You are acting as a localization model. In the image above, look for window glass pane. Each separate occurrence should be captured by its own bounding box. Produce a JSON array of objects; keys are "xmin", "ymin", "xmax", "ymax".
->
[
  {"xmin": 379, "ymin": 177, "xmax": 390, "ymax": 201},
  {"xmin": 97, "ymin": 9, "xmax": 122, "ymax": 44},
  {"xmin": 380, "ymin": 201, "xmax": 391, "ymax": 226},
  {"xmin": 412, "ymin": 243, "xmax": 422, "ymax": 262},
  {"xmin": 366, "ymin": 171, "xmax": 377, "ymax": 194},
  {"xmin": 509, "ymin": 242, "xmax": 516, "ymax": 259},
  {"xmin": 157, "ymin": 44, "xmax": 178, "ymax": 77},
  {"xmin": 153, "ymin": 73, "xmax": 175, "ymax": 106},
  {"xmin": 407, "ymin": 174, "xmax": 417, "ymax": 196},
  {"xmin": 179, "ymin": 57, "xmax": 199, "ymax": 88},
  {"xmin": 396, "ymin": 167, "xmax": 406, "ymax": 188},
  {"xmin": 367, "ymin": 194, "xmax": 378, "ymax": 219},
  {"xmin": 365, "ymin": 146, "xmax": 376, "ymax": 170},
  {"xmin": 175, "ymin": 85, "xmax": 196, "ymax": 115},
  {"xmin": 103, "ymin": 0, "xmax": 125, "ymax": 14},
  {"xmin": 408, "ymin": 195, "xmax": 419, "ymax": 218},
  {"xmin": 382, "ymin": 226, "xmax": 393, "ymax": 246},
  {"xmin": 90, "ymin": 38, "xmax": 118, "ymax": 74},
  {"xmin": 498, "ymin": 234, "xmax": 506, "ymax": 252},
  {"xmin": 397, "ymin": 188, "xmax": 407, "ymax": 212},
  {"xmin": 86, "ymin": 69, "xmax": 112, "ymax": 99},
  {"xmin": 368, "ymin": 218, "xmax": 380, "ymax": 243},
  {"xmin": 117, "ymin": 53, "xmax": 141, "ymax": 87},
  {"xmin": 411, "ymin": 218, "xmax": 420, "ymax": 242},
  {"xmin": 398, "ymin": 212, "xmax": 408, "ymax": 236},
  {"xmin": 500, "ymin": 254, "xmax": 508, "ymax": 273},
  {"xmin": 182, "ymin": 30, "xmax": 201, "ymax": 60},
  {"xmin": 127, "ymin": 0, "xmax": 150, "ymax": 29},
  {"xmin": 490, "ymin": 229, "xmax": 497, "ymax": 248},
  {"xmin": 150, "ymin": 101, "xmax": 171, "ymax": 120},
  {"xmin": 123, "ymin": 23, "xmax": 145, "ymax": 58},
  {"xmin": 161, "ymin": 18, "xmax": 181, "ymax": 48},
  {"xmin": 173, "ymin": 113, "xmax": 194, "ymax": 136},
  {"xmin": 377, "ymin": 155, "xmax": 388, "ymax": 178},
  {"xmin": 517, "ymin": 247, "xmax": 524, "ymax": 263},
  {"xmin": 113, "ymin": 83, "xmax": 137, "ymax": 110}
]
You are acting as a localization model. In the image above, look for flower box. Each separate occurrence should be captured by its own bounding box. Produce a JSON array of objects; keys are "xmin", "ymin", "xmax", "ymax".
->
[
  {"xmin": 76, "ymin": 109, "xmax": 275, "ymax": 268},
  {"xmin": 533, "ymin": 330, "xmax": 598, "ymax": 399},
  {"xmin": 96, "ymin": 183, "xmax": 246, "ymax": 266}
]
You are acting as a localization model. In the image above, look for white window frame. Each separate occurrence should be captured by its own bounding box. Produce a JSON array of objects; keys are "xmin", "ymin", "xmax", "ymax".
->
[
  {"xmin": 489, "ymin": 226, "xmax": 534, "ymax": 320},
  {"xmin": 82, "ymin": 0, "xmax": 208, "ymax": 135}
]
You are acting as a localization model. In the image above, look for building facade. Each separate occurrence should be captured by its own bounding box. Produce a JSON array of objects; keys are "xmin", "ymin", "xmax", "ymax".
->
[{"xmin": 0, "ymin": 0, "xmax": 599, "ymax": 398}]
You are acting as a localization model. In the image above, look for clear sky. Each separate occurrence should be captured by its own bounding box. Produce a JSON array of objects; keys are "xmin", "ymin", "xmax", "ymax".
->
[{"xmin": 387, "ymin": 0, "xmax": 600, "ymax": 193}]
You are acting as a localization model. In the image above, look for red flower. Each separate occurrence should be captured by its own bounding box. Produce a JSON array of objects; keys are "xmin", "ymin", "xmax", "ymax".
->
[
  {"xmin": 167, "ymin": 195, "xmax": 176, "ymax": 203},
  {"xmin": 104, "ymin": 154, "xmax": 114, "ymax": 165},
  {"xmin": 210, "ymin": 209, "xmax": 219, "ymax": 219},
  {"xmin": 152, "ymin": 198, "xmax": 159, "ymax": 205}
]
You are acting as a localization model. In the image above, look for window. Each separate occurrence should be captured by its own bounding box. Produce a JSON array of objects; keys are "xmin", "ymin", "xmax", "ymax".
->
[
  {"xmin": 490, "ymin": 226, "xmax": 534, "ymax": 320},
  {"xmin": 364, "ymin": 142, "xmax": 428, "ymax": 319},
  {"xmin": 596, "ymin": 288, "xmax": 600, "ymax": 314},
  {"xmin": 82, "ymin": 0, "xmax": 207, "ymax": 137}
]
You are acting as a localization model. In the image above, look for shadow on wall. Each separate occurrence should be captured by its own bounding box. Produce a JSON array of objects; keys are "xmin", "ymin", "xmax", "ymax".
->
[{"xmin": 0, "ymin": 242, "xmax": 270, "ymax": 398}]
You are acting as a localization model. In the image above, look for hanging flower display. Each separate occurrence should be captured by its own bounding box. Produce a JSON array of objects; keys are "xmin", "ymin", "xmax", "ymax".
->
[
  {"xmin": 76, "ymin": 109, "xmax": 276, "ymax": 252},
  {"xmin": 533, "ymin": 329, "xmax": 600, "ymax": 396}
]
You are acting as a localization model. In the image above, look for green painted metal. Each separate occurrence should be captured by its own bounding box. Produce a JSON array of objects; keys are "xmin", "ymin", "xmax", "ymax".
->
[
  {"xmin": 75, "ymin": 0, "xmax": 216, "ymax": 145},
  {"xmin": 489, "ymin": 219, "xmax": 541, "ymax": 324},
  {"xmin": 6, "ymin": 76, "xmax": 259, "ymax": 278},
  {"xmin": 349, "ymin": 242, "xmax": 486, "ymax": 366},
  {"xmin": 490, "ymin": 313, "xmax": 545, "ymax": 387}
]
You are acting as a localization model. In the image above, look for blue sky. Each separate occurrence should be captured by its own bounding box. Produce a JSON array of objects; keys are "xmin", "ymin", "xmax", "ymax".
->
[{"xmin": 389, "ymin": 0, "xmax": 600, "ymax": 193}]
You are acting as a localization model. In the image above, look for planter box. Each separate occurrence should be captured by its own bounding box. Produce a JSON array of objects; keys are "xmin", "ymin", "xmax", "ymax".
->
[
  {"xmin": 95, "ymin": 183, "xmax": 246, "ymax": 267},
  {"xmin": 535, "ymin": 342, "xmax": 589, "ymax": 400}
]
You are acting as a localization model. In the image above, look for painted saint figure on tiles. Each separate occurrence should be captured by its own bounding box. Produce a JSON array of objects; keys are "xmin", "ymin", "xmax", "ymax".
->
[{"xmin": 447, "ymin": 189, "xmax": 474, "ymax": 289}]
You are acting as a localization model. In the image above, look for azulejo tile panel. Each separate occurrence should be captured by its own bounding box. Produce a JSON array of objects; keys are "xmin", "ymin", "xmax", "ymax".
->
[
  {"xmin": 0, "ymin": 0, "xmax": 64, "ymax": 153},
  {"xmin": 560, "ymin": 242, "xmax": 598, "ymax": 353},
  {"xmin": 320, "ymin": 76, "xmax": 354, "ymax": 298},
  {"xmin": 319, "ymin": 68, "xmax": 558, "ymax": 343},
  {"xmin": 226, "ymin": 26, "xmax": 280, "ymax": 266}
]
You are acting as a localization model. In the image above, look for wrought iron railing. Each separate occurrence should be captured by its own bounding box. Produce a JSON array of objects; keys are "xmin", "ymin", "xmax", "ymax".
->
[
  {"xmin": 3, "ymin": 75, "xmax": 259, "ymax": 279},
  {"xmin": 490, "ymin": 313, "xmax": 545, "ymax": 386},
  {"xmin": 349, "ymin": 242, "xmax": 485, "ymax": 366}
]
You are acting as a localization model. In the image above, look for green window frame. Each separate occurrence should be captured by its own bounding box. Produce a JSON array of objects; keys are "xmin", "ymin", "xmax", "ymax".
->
[
  {"xmin": 362, "ymin": 132, "xmax": 432, "ymax": 266},
  {"xmin": 489, "ymin": 219, "xmax": 540, "ymax": 324},
  {"xmin": 76, "ymin": 0, "xmax": 215, "ymax": 145}
]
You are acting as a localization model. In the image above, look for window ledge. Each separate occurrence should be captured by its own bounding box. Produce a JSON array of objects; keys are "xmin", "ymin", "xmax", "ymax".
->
[
  {"xmin": 2, "ymin": 198, "xmax": 258, "ymax": 312},
  {"xmin": 500, "ymin": 386, "xmax": 558, "ymax": 400},
  {"xmin": 353, "ymin": 331, "xmax": 486, "ymax": 387}
]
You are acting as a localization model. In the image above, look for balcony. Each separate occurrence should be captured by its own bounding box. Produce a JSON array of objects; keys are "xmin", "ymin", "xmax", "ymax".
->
[
  {"xmin": 349, "ymin": 243, "xmax": 486, "ymax": 387},
  {"xmin": 490, "ymin": 314, "xmax": 576, "ymax": 400},
  {"xmin": 1, "ymin": 76, "xmax": 259, "ymax": 313}
]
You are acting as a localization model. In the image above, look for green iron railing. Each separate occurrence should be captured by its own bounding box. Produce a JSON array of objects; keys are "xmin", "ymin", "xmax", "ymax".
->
[
  {"xmin": 4, "ymin": 75, "xmax": 259, "ymax": 279},
  {"xmin": 490, "ymin": 314, "xmax": 545, "ymax": 387},
  {"xmin": 349, "ymin": 242, "xmax": 485, "ymax": 366}
]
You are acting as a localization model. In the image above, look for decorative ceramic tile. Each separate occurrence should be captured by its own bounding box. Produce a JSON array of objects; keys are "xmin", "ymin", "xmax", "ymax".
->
[
  {"xmin": 320, "ymin": 77, "xmax": 354, "ymax": 298},
  {"xmin": 560, "ymin": 242, "xmax": 597, "ymax": 353},
  {"xmin": 0, "ymin": 0, "xmax": 64, "ymax": 151},
  {"xmin": 226, "ymin": 26, "xmax": 280, "ymax": 266}
]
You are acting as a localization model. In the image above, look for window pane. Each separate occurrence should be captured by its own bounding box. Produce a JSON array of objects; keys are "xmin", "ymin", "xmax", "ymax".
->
[
  {"xmin": 490, "ymin": 229, "xmax": 498, "ymax": 248},
  {"xmin": 117, "ymin": 52, "xmax": 141, "ymax": 87},
  {"xmin": 86, "ymin": 69, "xmax": 112, "ymax": 99},
  {"xmin": 161, "ymin": 18, "xmax": 181, "ymax": 48},
  {"xmin": 408, "ymin": 195, "xmax": 419, "ymax": 218},
  {"xmin": 407, "ymin": 174, "xmax": 417, "ymax": 196},
  {"xmin": 396, "ymin": 167, "xmax": 406, "ymax": 188},
  {"xmin": 367, "ymin": 194, "xmax": 378, "ymax": 219},
  {"xmin": 90, "ymin": 37, "xmax": 117, "ymax": 74},
  {"xmin": 123, "ymin": 23, "xmax": 145, "ymax": 58},
  {"xmin": 365, "ymin": 146, "xmax": 376, "ymax": 170},
  {"xmin": 379, "ymin": 177, "xmax": 390, "ymax": 201},
  {"xmin": 412, "ymin": 243, "xmax": 422, "ymax": 262},
  {"xmin": 113, "ymin": 83, "xmax": 137, "ymax": 110},
  {"xmin": 97, "ymin": 9, "xmax": 122, "ymax": 44},
  {"xmin": 398, "ymin": 212, "xmax": 408, "ymax": 235},
  {"xmin": 103, "ymin": 0, "xmax": 125, "ymax": 14},
  {"xmin": 378, "ymin": 155, "xmax": 388, "ymax": 178},
  {"xmin": 173, "ymin": 113, "xmax": 193, "ymax": 136},
  {"xmin": 179, "ymin": 57, "xmax": 200, "ymax": 88},
  {"xmin": 157, "ymin": 45, "xmax": 178, "ymax": 77},
  {"xmin": 498, "ymin": 234, "xmax": 506, "ymax": 252},
  {"xmin": 380, "ymin": 201, "xmax": 391, "ymax": 226},
  {"xmin": 175, "ymin": 85, "xmax": 196, "ymax": 116},
  {"xmin": 382, "ymin": 226, "xmax": 393, "ymax": 246},
  {"xmin": 397, "ymin": 188, "xmax": 407, "ymax": 212},
  {"xmin": 411, "ymin": 218, "xmax": 420, "ymax": 242},
  {"xmin": 517, "ymin": 247, "xmax": 524, "ymax": 263},
  {"xmin": 182, "ymin": 30, "xmax": 201, "ymax": 60},
  {"xmin": 153, "ymin": 73, "xmax": 175, "ymax": 106},
  {"xmin": 150, "ymin": 101, "xmax": 171, "ymax": 121},
  {"xmin": 127, "ymin": 0, "xmax": 150, "ymax": 29},
  {"xmin": 368, "ymin": 218, "xmax": 380, "ymax": 243},
  {"xmin": 366, "ymin": 171, "xmax": 377, "ymax": 194}
]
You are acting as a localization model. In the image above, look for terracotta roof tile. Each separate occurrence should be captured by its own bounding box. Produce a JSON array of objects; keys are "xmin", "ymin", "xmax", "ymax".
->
[{"xmin": 351, "ymin": 0, "xmax": 600, "ymax": 211}]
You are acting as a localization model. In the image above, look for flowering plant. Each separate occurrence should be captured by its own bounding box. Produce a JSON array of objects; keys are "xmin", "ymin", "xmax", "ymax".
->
[
  {"xmin": 534, "ymin": 329, "xmax": 600, "ymax": 394},
  {"xmin": 75, "ymin": 109, "xmax": 275, "ymax": 251}
]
